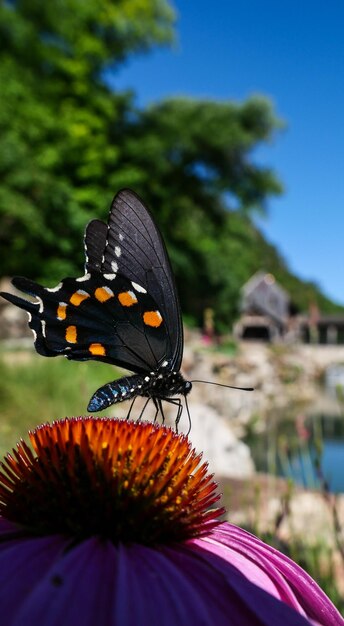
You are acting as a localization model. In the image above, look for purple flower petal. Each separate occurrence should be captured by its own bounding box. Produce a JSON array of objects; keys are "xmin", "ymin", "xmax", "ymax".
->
[
  {"xmin": 190, "ymin": 523, "xmax": 343, "ymax": 626},
  {"xmin": 1, "ymin": 519, "xmax": 338, "ymax": 626}
]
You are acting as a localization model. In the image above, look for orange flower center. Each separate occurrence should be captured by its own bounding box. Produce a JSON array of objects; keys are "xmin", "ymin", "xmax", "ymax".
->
[{"xmin": 0, "ymin": 418, "xmax": 223, "ymax": 544}]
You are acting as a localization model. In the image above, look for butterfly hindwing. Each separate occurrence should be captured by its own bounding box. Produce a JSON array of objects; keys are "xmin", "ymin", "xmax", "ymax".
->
[
  {"xmin": 84, "ymin": 220, "xmax": 108, "ymax": 273},
  {"xmin": 8, "ymin": 272, "xmax": 171, "ymax": 374}
]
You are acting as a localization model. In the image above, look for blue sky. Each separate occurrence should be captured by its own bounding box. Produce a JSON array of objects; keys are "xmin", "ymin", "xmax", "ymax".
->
[{"xmin": 111, "ymin": 1, "xmax": 344, "ymax": 305}]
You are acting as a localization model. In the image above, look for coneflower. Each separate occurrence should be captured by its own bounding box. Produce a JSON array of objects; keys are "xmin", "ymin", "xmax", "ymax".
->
[{"xmin": 0, "ymin": 417, "xmax": 341, "ymax": 625}]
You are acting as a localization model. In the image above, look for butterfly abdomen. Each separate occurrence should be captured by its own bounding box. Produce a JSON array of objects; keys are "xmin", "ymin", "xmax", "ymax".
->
[{"xmin": 87, "ymin": 374, "xmax": 145, "ymax": 412}]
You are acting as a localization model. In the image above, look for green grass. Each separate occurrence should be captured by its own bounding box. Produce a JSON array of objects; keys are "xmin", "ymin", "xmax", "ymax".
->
[{"xmin": 0, "ymin": 352, "xmax": 123, "ymax": 457}]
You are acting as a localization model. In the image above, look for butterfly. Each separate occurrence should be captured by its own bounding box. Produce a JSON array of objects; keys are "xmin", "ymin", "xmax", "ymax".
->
[{"xmin": 0, "ymin": 189, "xmax": 192, "ymax": 425}]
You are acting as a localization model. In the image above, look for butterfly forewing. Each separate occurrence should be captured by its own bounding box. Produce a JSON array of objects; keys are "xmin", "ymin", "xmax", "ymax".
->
[{"xmin": 101, "ymin": 190, "xmax": 183, "ymax": 370}]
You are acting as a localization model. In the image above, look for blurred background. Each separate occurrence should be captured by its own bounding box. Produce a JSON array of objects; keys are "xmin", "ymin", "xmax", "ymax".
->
[{"xmin": 0, "ymin": 0, "xmax": 344, "ymax": 611}]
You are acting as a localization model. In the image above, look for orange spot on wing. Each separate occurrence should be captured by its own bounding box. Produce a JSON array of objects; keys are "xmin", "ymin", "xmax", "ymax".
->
[
  {"xmin": 70, "ymin": 290, "xmax": 89, "ymax": 306},
  {"xmin": 89, "ymin": 343, "xmax": 106, "ymax": 356},
  {"xmin": 95, "ymin": 287, "xmax": 114, "ymax": 303},
  {"xmin": 57, "ymin": 303, "xmax": 67, "ymax": 320},
  {"xmin": 143, "ymin": 310, "xmax": 163, "ymax": 327},
  {"xmin": 65, "ymin": 325, "xmax": 77, "ymax": 343},
  {"xmin": 118, "ymin": 291, "xmax": 138, "ymax": 307}
]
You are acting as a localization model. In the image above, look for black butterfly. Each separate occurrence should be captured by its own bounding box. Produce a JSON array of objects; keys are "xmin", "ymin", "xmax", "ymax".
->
[{"xmin": 1, "ymin": 190, "xmax": 192, "ymax": 424}]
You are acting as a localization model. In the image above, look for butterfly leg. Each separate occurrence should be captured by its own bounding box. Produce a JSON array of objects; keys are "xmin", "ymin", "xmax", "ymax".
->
[
  {"xmin": 137, "ymin": 396, "xmax": 151, "ymax": 421},
  {"xmin": 160, "ymin": 397, "xmax": 183, "ymax": 432},
  {"xmin": 149, "ymin": 397, "xmax": 164, "ymax": 423},
  {"xmin": 158, "ymin": 398, "xmax": 168, "ymax": 424},
  {"xmin": 152, "ymin": 397, "xmax": 160, "ymax": 423},
  {"xmin": 126, "ymin": 396, "xmax": 137, "ymax": 421},
  {"xmin": 184, "ymin": 394, "xmax": 192, "ymax": 436},
  {"xmin": 174, "ymin": 398, "xmax": 184, "ymax": 433}
]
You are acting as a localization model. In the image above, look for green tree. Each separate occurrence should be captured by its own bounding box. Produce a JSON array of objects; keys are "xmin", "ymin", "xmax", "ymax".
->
[{"xmin": 0, "ymin": 0, "xmax": 175, "ymax": 278}]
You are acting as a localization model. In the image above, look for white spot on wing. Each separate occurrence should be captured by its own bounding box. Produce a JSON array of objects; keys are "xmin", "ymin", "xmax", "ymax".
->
[
  {"xmin": 115, "ymin": 246, "xmax": 121, "ymax": 257},
  {"xmin": 27, "ymin": 312, "xmax": 32, "ymax": 322},
  {"xmin": 103, "ymin": 273, "xmax": 117, "ymax": 280},
  {"xmin": 36, "ymin": 297, "xmax": 43, "ymax": 313},
  {"xmin": 111, "ymin": 261, "xmax": 118, "ymax": 273},
  {"xmin": 46, "ymin": 283, "xmax": 62, "ymax": 293},
  {"xmin": 131, "ymin": 281, "xmax": 147, "ymax": 294},
  {"xmin": 31, "ymin": 329, "xmax": 37, "ymax": 341},
  {"xmin": 41, "ymin": 320, "xmax": 46, "ymax": 337},
  {"xmin": 76, "ymin": 273, "xmax": 91, "ymax": 282},
  {"xmin": 119, "ymin": 233, "xmax": 124, "ymax": 241}
]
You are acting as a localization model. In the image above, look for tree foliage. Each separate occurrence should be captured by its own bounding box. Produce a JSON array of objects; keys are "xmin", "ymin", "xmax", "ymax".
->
[
  {"xmin": 0, "ymin": 0, "xmax": 175, "ymax": 278},
  {"xmin": 0, "ymin": 0, "xmax": 340, "ymax": 328}
]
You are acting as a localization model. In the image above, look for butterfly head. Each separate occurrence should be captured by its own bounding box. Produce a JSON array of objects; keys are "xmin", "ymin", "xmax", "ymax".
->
[{"xmin": 184, "ymin": 380, "xmax": 192, "ymax": 394}]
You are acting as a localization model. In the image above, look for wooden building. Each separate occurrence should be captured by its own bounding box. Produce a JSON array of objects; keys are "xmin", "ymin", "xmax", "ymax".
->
[
  {"xmin": 234, "ymin": 272, "xmax": 344, "ymax": 344},
  {"xmin": 233, "ymin": 272, "xmax": 290, "ymax": 341}
]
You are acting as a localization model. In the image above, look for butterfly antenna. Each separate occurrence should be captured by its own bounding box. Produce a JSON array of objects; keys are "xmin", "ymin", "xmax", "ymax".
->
[{"xmin": 190, "ymin": 380, "xmax": 254, "ymax": 392}]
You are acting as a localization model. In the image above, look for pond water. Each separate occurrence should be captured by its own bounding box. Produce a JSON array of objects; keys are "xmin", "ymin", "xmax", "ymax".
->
[
  {"xmin": 284, "ymin": 438, "xmax": 344, "ymax": 493},
  {"xmin": 248, "ymin": 413, "xmax": 344, "ymax": 494}
]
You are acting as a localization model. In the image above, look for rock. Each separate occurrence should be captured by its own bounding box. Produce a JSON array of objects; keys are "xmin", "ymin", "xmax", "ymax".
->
[{"xmin": 183, "ymin": 402, "xmax": 255, "ymax": 479}]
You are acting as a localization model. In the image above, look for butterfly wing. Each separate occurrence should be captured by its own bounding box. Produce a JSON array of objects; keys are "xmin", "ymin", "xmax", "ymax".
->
[
  {"xmin": 84, "ymin": 219, "xmax": 108, "ymax": 273},
  {"xmin": 99, "ymin": 189, "xmax": 183, "ymax": 371},
  {"xmin": 1, "ymin": 273, "xmax": 170, "ymax": 374}
]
